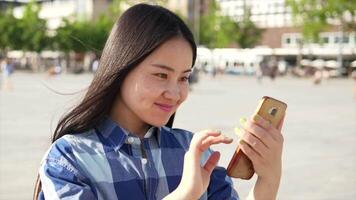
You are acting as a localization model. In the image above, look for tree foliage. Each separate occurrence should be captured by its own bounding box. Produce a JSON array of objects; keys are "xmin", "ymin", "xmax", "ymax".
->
[
  {"xmin": 18, "ymin": 1, "xmax": 48, "ymax": 52},
  {"xmin": 0, "ymin": 1, "xmax": 48, "ymax": 53},
  {"xmin": 235, "ymin": 9, "xmax": 263, "ymax": 48},
  {"xmin": 0, "ymin": 8, "xmax": 21, "ymax": 52},
  {"xmin": 199, "ymin": 1, "xmax": 262, "ymax": 48},
  {"xmin": 287, "ymin": 0, "xmax": 356, "ymax": 42}
]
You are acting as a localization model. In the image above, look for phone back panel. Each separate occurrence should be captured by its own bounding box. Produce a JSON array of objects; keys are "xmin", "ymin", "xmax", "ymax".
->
[
  {"xmin": 255, "ymin": 96, "xmax": 287, "ymax": 128},
  {"xmin": 227, "ymin": 96, "xmax": 287, "ymax": 179}
]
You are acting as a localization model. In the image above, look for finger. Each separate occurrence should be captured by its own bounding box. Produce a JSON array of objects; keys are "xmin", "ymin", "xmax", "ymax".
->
[
  {"xmin": 200, "ymin": 135, "xmax": 233, "ymax": 152},
  {"xmin": 234, "ymin": 127, "xmax": 243, "ymax": 138},
  {"xmin": 277, "ymin": 115, "xmax": 285, "ymax": 131},
  {"xmin": 190, "ymin": 130, "xmax": 221, "ymax": 153},
  {"xmin": 252, "ymin": 114, "xmax": 284, "ymax": 142},
  {"xmin": 241, "ymin": 131, "xmax": 269, "ymax": 156},
  {"xmin": 192, "ymin": 130, "xmax": 221, "ymax": 146},
  {"xmin": 244, "ymin": 120, "xmax": 274, "ymax": 146},
  {"xmin": 239, "ymin": 117, "xmax": 247, "ymax": 126},
  {"xmin": 203, "ymin": 151, "xmax": 220, "ymax": 174},
  {"xmin": 252, "ymin": 114, "xmax": 272, "ymax": 130},
  {"xmin": 239, "ymin": 140, "xmax": 261, "ymax": 164}
]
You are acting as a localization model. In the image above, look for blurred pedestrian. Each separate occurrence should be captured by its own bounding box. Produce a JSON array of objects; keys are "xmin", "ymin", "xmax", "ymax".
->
[
  {"xmin": 34, "ymin": 4, "xmax": 285, "ymax": 200},
  {"xmin": 268, "ymin": 56, "xmax": 278, "ymax": 81},
  {"xmin": 1, "ymin": 57, "xmax": 14, "ymax": 91},
  {"xmin": 46, "ymin": 59, "xmax": 62, "ymax": 77},
  {"xmin": 313, "ymin": 69, "xmax": 322, "ymax": 85},
  {"xmin": 352, "ymin": 70, "xmax": 356, "ymax": 99},
  {"xmin": 256, "ymin": 60, "xmax": 265, "ymax": 84}
]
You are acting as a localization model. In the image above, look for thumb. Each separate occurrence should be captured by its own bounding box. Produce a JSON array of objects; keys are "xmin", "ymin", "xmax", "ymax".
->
[{"xmin": 203, "ymin": 151, "xmax": 221, "ymax": 174}]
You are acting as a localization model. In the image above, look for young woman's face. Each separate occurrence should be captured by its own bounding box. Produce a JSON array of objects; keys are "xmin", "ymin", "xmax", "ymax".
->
[{"xmin": 114, "ymin": 37, "xmax": 193, "ymax": 130}]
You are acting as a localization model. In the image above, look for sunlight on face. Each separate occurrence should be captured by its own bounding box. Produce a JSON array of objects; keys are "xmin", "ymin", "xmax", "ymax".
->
[{"xmin": 113, "ymin": 37, "xmax": 193, "ymax": 133}]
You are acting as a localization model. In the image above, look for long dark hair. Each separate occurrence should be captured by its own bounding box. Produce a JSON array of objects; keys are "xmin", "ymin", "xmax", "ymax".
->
[{"xmin": 33, "ymin": 3, "xmax": 196, "ymax": 199}]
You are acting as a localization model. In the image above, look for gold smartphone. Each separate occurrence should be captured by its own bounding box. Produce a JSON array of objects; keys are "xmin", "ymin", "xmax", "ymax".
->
[{"xmin": 226, "ymin": 96, "xmax": 287, "ymax": 179}]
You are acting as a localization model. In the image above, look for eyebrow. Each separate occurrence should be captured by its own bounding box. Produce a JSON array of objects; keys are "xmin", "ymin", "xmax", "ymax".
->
[{"xmin": 151, "ymin": 63, "xmax": 191, "ymax": 73}]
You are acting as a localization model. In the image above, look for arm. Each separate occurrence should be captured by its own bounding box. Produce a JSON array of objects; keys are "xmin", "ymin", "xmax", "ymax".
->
[
  {"xmin": 40, "ymin": 159, "xmax": 96, "ymax": 199},
  {"xmin": 240, "ymin": 115, "xmax": 285, "ymax": 200},
  {"xmin": 39, "ymin": 140, "xmax": 96, "ymax": 199},
  {"xmin": 207, "ymin": 167, "xmax": 239, "ymax": 200},
  {"xmin": 246, "ymin": 176, "xmax": 280, "ymax": 200}
]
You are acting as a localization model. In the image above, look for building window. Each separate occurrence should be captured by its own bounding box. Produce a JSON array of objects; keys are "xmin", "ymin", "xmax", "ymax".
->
[
  {"xmin": 335, "ymin": 36, "xmax": 350, "ymax": 44},
  {"xmin": 342, "ymin": 36, "xmax": 349, "ymax": 44},
  {"xmin": 322, "ymin": 37, "xmax": 329, "ymax": 44}
]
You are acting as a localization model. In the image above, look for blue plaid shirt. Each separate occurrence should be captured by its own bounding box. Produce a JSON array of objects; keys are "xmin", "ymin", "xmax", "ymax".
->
[{"xmin": 38, "ymin": 117, "xmax": 239, "ymax": 200}]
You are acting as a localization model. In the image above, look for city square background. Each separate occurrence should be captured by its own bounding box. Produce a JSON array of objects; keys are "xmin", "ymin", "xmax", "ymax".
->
[
  {"xmin": 1, "ymin": 0, "xmax": 356, "ymax": 199},
  {"xmin": 1, "ymin": 73, "xmax": 355, "ymax": 199}
]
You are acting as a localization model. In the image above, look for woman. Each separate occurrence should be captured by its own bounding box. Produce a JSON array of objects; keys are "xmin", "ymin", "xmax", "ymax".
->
[{"xmin": 34, "ymin": 4, "xmax": 284, "ymax": 200}]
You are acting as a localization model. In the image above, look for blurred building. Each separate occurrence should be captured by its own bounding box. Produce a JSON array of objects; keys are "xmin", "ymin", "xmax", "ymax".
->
[
  {"xmin": 0, "ymin": 0, "xmax": 95, "ymax": 30},
  {"xmin": 217, "ymin": 0, "xmax": 355, "ymax": 68},
  {"xmin": 0, "ymin": 0, "xmax": 191, "ymax": 28},
  {"xmin": 218, "ymin": 0, "xmax": 355, "ymax": 48}
]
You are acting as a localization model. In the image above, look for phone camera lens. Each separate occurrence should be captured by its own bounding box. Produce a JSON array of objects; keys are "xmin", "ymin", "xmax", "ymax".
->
[{"xmin": 268, "ymin": 107, "xmax": 278, "ymax": 116}]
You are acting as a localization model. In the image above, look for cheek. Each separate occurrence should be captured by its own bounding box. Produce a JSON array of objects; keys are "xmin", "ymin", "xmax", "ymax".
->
[
  {"xmin": 178, "ymin": 84, "xmax": 189, "ymax": 104},
  {"xmin": 135, "ymin": 77, "xmax": 166, "ymax": 102}
]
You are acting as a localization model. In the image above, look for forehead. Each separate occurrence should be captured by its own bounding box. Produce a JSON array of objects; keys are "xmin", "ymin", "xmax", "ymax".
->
[{"xmin": 141, "ymin": 37, "xmax": 193, "ymax": 71}]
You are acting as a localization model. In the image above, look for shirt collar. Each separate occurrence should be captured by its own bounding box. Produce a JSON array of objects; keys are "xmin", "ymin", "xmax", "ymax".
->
[{"xmin": 96, "ymin": 117, "xmax": 161, "ymax": 151}]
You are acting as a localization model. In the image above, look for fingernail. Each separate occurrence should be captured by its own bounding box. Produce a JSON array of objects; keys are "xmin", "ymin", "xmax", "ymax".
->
[
  {"xmin": 234, "ymin": 127, "xmax": 243, "ymax": 138},
  {"xmin": 239, "ymin": 117, "xmax": 247, "ymax": 126},
  {"xmin": 224, "ymin": 136, "xmax": 233, "ymax": 141},
  {"xmin": 253, "ymin": 114, "xmax": 262, "ymax": 123}
]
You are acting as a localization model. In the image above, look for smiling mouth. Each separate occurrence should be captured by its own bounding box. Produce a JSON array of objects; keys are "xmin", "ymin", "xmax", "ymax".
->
[{"xmin": 154, "ymin": 103, "xmax": 174, "ymax": 112}]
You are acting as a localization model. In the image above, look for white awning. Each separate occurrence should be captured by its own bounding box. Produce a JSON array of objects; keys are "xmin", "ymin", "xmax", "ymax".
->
[{"xmin": 311, "ymin": 59, "xmax": 325, "ymax": 69}]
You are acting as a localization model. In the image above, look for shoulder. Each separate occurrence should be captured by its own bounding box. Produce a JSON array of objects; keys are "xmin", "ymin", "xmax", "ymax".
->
[
  {"xmin": 42, "ymin": 129, "xmax": 102, "ymax": 164},
  {"xmin": 40, "ymin": 129, "xmax": 102, "ymax": 177}
]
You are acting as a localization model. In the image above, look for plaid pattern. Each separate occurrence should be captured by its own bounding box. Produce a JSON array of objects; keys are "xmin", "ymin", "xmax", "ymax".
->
[{"xmin": 38, "ymin": 117, "xmax": 239, "ymax": 200}]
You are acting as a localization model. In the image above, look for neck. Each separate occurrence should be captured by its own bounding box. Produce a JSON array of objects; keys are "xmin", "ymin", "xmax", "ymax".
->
[{"xmin": 110, "ymin": 100, "xmax": 150, "ymax": 139}]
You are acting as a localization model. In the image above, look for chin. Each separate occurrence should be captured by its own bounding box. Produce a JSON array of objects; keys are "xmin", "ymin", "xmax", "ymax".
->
[
  {"xmin": 146, "ymin": 117, "xmax": 171, "ymax": 128},
  {"xmin": 150, "ymin": 120, "xmax": 169, "ymax": 127}
]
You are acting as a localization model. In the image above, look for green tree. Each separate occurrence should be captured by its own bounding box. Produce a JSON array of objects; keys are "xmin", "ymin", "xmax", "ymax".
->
[
  {"xmin": 287, "ymin": 0, "xmax": 356, "ymax": 68},
  {"xmin": 215, "ymin": 16, "xmax": 239, "ymax": 48},
  {"xmin": 88, "ymin": 15, "xmax": 113, "ymax": 56},
  {"xmin": 199, "ymin": 1, "xmax": 238, "ymax": 48},
  {"xmin": 287, "ymin": 0, "xmax": 356, "ymax": 42},
  {"xmin": 235, "ymin": 9, "xmax": 263, "ymax": 48},
  {"xmin": 199, "ymin": 3, "xmax": 218, "ymax": 48},
  {"xmin": 0, "ymin": 8, "xmax": 22, "ymax": 53},
  {"xmin": 199, "ymin": 1, "xmax": 261, "ymax": 48},
  {"xmin": 53, "ymin": 16, "xmax": 112, "ymax": 54},
  {"xmin": 17, "ymin": 1, "xmax": 49, "ymax": 52}
]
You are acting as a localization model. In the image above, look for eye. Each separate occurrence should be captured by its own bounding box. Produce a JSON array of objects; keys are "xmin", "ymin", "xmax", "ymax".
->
[
  {"xmin": 180, "ymin": 76, "xmax": 190, "ymax": 82},
  {"xmin": 154, "ymin": 73, "xmax": 168, "ymax": 79}
]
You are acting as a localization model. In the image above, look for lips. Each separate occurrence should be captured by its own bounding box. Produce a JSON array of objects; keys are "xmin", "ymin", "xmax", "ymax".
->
[{"xmin": 154, "ymin": 103, "xmax": 174, "ymax": 112}]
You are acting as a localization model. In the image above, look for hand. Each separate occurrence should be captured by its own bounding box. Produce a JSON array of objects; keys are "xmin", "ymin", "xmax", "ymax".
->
[
  {"xmin": 164, "ymin": 130, "xmax": 233, "ymax": 200},
  {"xmin": 239, "ymin": 115, "xmax": 285, "ymax": 184}
]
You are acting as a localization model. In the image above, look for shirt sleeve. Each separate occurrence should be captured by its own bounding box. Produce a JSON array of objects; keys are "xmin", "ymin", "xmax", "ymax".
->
[
  {"xmin": 38, "ymin": 138, "xmax": 97, "ymax": 200},
  {"xmin": 207, "ymin": 166, "xmax": 240, "ymax": 200}
]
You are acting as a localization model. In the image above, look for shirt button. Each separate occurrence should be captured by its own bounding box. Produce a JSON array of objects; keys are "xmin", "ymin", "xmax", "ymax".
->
[
  {"xmin": 127, "ymin": 137, "xmax": 134, "ymax": 144},
  {"xmin": 142, "ymin": 158, "xmax": 147, "ymax": 165}
]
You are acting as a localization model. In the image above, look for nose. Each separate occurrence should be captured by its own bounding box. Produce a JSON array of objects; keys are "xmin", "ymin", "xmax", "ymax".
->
[{"xmin": 163, "ymin": 82, "xmax": 180, "ymax": 101}]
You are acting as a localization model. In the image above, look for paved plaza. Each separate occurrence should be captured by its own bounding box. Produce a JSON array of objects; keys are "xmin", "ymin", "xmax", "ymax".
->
[{"xmin": 0, "ymin": 72, "xmax": 355, "ymax": 199}]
